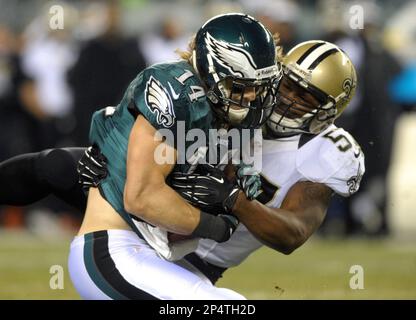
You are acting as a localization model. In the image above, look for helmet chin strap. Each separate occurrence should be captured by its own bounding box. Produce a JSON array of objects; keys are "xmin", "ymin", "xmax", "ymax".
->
[
  {"xmin": 267, "ymin": 90, "xmax": 339, "ymax": 136},
  {"xmin": 268, "ymin": 110, "xmax": 335, "ymax": 136},
  {"xmin": 309, "ymin": 117, "xmax": 333, "ymax": 134},
  {"xmin": 226, "ymin": 107, "xmax": 250, "ymax": 125},
  {"xmin": 268, "ymin": 110, "xmax": 311, "ymax": 134},
  {"xmin": 266, "ymin": 122, "xmax": 301, "ymax": 137}
]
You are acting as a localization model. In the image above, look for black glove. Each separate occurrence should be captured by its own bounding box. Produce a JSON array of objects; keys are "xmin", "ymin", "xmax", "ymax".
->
[
  {"xmin": 77, "ymin": 146, "xmax": 108, "ymax": 190},
  {"xmin": 170, "ymin": 164, "xmax": 240, "ymax": 214}
]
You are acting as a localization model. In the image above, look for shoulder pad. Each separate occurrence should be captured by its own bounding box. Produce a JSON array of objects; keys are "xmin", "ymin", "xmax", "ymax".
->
[
  {"xmin": 296, "ymin": 125, "xmax": 365, "ymax": 196},
  {"xmin": 132, "ymin": 62, "xmax": 202, "ymax": 129}
]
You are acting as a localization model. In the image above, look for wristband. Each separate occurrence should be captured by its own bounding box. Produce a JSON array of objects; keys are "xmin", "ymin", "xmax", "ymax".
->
[{"xmin": 191, "ymin": 211, "xmax": 229, "ymax": 242}]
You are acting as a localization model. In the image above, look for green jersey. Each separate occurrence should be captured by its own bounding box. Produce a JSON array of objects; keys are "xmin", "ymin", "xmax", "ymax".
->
[{"xmin": 89, "ymin": 60, "xmax": 214, "ymax": 231}]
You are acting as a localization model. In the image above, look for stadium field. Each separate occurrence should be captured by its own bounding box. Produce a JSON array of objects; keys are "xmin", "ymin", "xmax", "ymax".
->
[{"xmin": 0, "ymin": 230, "xmax": 415, "ymax": 300}]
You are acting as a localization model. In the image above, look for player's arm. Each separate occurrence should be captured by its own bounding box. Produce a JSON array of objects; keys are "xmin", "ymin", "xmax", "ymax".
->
[
  {"xmin": 123, "ymin": 115, "xmax": 238, "ymax": 242},
  {"xmin": 123, "ymin": 115, "xmax": 200, "ymax": 235},
  {"xmin": 0, "ymin": 148, "xmax": 87, "ymax": 212},
  {"xmin": 232, "ymin": 181, "xmax": 332, "ymax": 254},
  {"xmin": 171, "ymin": 167, "xmax": 332, "ymax": 254}
]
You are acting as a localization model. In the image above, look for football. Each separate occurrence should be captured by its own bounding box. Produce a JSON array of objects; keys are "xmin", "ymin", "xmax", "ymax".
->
[{"xmin": 167, "ymin": 232, "xmax": 196, "ymax": 243}]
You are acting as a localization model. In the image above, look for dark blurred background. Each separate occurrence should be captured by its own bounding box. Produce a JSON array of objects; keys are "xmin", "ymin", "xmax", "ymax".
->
[{"xmin": 0, "ymin": 0, "xmax": 415, "ymax": 238}]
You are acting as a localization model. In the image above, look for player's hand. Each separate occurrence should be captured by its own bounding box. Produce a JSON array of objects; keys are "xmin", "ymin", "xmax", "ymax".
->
[
  {"xmin": 235, "ymin": 164, "xmax": 262, "ymax": 200},
  {"xmin": 170, "ymin": 164, "xmax": 240, "ymax": 214},
  {"xmin": 77, "ymin": 146, "xmax": 108, "ymax": 189}
]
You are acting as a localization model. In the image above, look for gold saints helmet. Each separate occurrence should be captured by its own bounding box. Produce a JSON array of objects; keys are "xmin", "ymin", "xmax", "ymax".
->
[{"xmin": 267, "ymin": 40, "xmax": 357, "ymax": 135}]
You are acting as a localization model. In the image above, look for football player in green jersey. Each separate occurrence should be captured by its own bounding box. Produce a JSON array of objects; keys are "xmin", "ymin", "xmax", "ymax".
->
[
  {"xmin": 67, "ymin": 13, "xmax": 280, "ymax": 299},
  {"xmin": 0, "ymin": 38, "xmax": 363, "ymax": 300}
]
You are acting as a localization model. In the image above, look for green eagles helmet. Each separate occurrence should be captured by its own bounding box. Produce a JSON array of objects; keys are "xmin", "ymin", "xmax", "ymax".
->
[{"xmin": 193, "ymin": 13, "xmax": 281, "ymax": 128}]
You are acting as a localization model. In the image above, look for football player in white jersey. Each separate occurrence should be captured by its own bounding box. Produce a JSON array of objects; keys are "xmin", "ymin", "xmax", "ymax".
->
[
  {"xmin": 171, "ymin": 40, "xmax": 365, "ymax": 283},
  {"xmin": 0, "ymin": 39, "xmax": 364, "ymax": 298}
]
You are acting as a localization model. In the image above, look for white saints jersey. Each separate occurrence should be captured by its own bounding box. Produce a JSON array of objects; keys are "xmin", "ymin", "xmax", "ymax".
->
[{"xmin": 195, "ymin": 124, "xmax": 365, "ymax": 268}]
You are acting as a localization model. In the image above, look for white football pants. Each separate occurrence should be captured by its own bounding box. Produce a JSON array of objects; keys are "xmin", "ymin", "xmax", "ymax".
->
[{"xmin": 68, "ymin": 229, "xmax": 245, "ymax": 300}]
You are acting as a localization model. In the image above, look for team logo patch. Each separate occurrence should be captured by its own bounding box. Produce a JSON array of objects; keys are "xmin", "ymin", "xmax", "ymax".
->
[
  {"xmin": 342, "ymin": 78, "xmax": 353, "ymax": 97},
  {"xmin": 347, "ymin": 162, "xmax": 363, "ymax": 195},
  {"xmin": 205, "ymin": 32, "xmax": 257, "ymax": 78},
  {"xmin": 145, "ymin": 76, "xmax": 176, "ymax": 128}
]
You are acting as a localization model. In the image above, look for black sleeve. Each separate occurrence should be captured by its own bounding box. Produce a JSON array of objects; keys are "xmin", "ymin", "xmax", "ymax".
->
[{"xmin": 0, "ymin": 148, "xmax": 87, "ymax": 212}]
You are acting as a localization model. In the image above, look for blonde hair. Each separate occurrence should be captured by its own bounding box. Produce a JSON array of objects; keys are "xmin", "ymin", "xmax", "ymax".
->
[
  {"xmin": 175, "ymin": 35, "xmax": 196, "ymax": 64},
  {"xmin": 175, "ymin": 33, "xmax": 283, "ymax": 65},
  {"xmin": 273, "ymin": 33, "xmax": 284, "ymax": 62}
]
